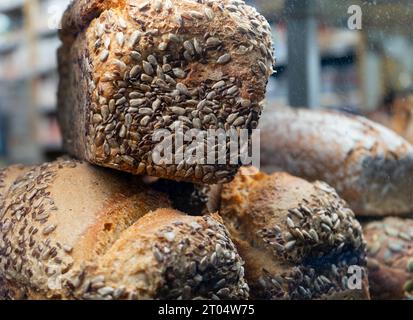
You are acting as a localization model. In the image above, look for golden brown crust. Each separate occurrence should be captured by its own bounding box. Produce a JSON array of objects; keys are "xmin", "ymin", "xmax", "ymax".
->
[
  {"xmin": 60, "ymin": 0, "xmax": 110, "ymax": 38},
  {"xmin": 364, "ymin": 218, "xmax": 413, "ymax": 300},
  {"xmin": 258, "ymin": 107, "xmax": 413, "ymax": 217},
  {"xmin": 219, "ymin": 168, "xmax": 370, "ymax": 300},
  {"xmin": 58, "ymin": 0, "xmax": 274, "ymax": 184},
  {"xmin": 0, "ymin": 159, "xmax": 169, "ymax": 299},
  {"xmin": 0, "ymin": 159, "xmax": 249, "ymax": 300},
  {"xmin": 0, "ymin": 165, "xmax": 31, "ymax": 198},
  {"xmin": 81, "ymin": 209, "xmax": 249, "ymax": 300}
]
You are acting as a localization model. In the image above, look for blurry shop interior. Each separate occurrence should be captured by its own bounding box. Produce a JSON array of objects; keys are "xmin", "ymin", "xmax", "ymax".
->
[{"xmin": 1, "ymin": 0, "xmax": 413, "ymax": 166}]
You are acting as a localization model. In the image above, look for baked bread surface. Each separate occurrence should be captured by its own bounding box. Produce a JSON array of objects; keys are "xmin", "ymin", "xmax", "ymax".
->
[
  {"xmin": 58, "ymin": 0, "xmax": 274, "ymax": 184},
  {"xmin": 0, "ymin": 159, "xmax": 248, "ymax": 300},
  {"xmin": 219, "ymin": 167, "xmax": 370, "ymax": 300},
  {"xmin": 258, "ymin": 108, "xmax": 413, "ymax": 217}
]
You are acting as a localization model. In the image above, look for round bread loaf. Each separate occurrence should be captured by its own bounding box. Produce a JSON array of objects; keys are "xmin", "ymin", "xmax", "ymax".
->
[
  {"xmin": 258, "ymin": 107, "xmax": 413, "ymax": 217},
  {"xmin": 58, "ymin": 0, "xmax": 275, "ymax": 184},
  {"xmin": 364, "ymin": 218, "xmax": 413, "ymax": 300},
  {"xmin": 219, "ymin": 167, "xmax": 370, "ymax": 300},
  {"xmin": 0, "ymin": 159, "xmax": 248, "ymax": 300}
]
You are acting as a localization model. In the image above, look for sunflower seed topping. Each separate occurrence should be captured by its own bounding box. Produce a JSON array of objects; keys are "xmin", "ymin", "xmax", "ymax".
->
[
  {"xmin": 129, "ymin": 31, "xmax": 142, "ymax": 47},
  {"xmin": 130, "ymin": 65, "xmax": 142, "ymax": 78},
  {"xmin": 78, "ymin": 0, "xmax": 275, "ymax": 187},
  {"xmin": 42, "ymin": 224, "xmax": 56, "ymax": 235},
  {"xmin": 130, "ymin": 99, "xmax": 146, "ymax": 107},
  {"xmin": 173, "ymin": 68, "xmax": 186, "ymax": 79},
  {"xmin": 206, "ymin": 37, "xmax": 221, "ymax": 47},
  {"xmin": 138, "ymin": 1, "xmax": 150, "ymax": 11},
  {"xmin": 143, "ymin": 61, "xmax": 154, "ymax": 75},
  {"xmin": 258, "ymin": 61, "xmax": 267, "ymax": 74},
  {"xmin": 217, "ymin": 53, "xmax": 231, "ymax": 64},
  {"xmin": 212, "ymin": 80, "xmax": 226, "ymax": 90},
  {"xmin": 131, "ymin": 51, "xmax": 142, "ymax": 61},
  {"xmin": 99, "ymin": 50, "xmax": 109, "ymax": 62},
  {"xmin": 176, "ymin": 83, "xmax": 190, "ymax": 96},
  {"xmin": 204, "ymin": 7, "xmax": 215, "ymax": 20}
]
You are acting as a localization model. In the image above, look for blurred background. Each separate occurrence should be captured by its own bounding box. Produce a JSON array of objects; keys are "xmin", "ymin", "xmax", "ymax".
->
[{"xmin": 1, "ymin": 0, "xmax": 413, "ymax": 166}]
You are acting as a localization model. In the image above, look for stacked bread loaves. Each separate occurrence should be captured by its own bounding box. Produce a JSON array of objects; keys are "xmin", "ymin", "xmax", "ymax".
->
[
  {"xmin": 58, "ymin": 0, "xmax": 274, "ymax": 184},
  {"xmin": 215, "ymin": 168, "xmax": 370, "ymax": 299},
  {"xmin": 0, "ymin": 159, "xmax": 249, "ymax": 300},
  {"xmin": 364, "ymin": 218, "xmax": 413, "ymax": 300},
  {"xmin": 258, "ymin": 107, "xmax": 413, "ymax": 217},
  {"xmin": 1, "ymin": 0, "xmax": 386, "ymax": 301}
]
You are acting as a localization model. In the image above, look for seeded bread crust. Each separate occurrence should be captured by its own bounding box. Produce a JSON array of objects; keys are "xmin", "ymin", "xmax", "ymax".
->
[
  {"xmin": 0, "ymin": 159, "xmax": 248, "ymax": 299},
  {"xmin": 219, "ymin": 167, "xmax": 370, "ymax": 300},
  {"xmin": 364, "ymin": 218, "xmax": 413, "ymax": 300},
  {"xmin": 0, "ymin": 165, "xmax": 34, "ymax": 299},
  {"xmin": 0, "ymin": 165, "xmax": 31, "ymax": 203},
  {"xmin": 258, "ymin": 108, "xmax": 413, "ymax": 217},
  {"xmin": 58, "ymin": 0, "xmax": 274, "ymax": 184}
]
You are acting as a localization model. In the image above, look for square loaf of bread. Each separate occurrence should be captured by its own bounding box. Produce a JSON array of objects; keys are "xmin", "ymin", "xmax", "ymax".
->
[{"xmin": 58, "ymin": 0, "xmax": 274, "ymax": 184}]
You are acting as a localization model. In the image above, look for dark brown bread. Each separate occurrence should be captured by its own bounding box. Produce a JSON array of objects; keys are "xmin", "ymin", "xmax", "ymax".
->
[
  {"xmin": 0, "ymin": 159, "xmax": 249, "ymax": 300},
  {"xmin": 364, "ymin": 218, "xmax": 413, "ymax": 300},
  {"xmin": 219, "ymin": 167, "xmax": 370, "ymax": 300},
  {"xmin": 58, "ymin": 0, "xmax": 274, "ymax": 184}
]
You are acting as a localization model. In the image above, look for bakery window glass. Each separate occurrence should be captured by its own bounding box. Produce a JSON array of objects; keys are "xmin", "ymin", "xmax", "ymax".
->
[{"xmin": 0, "ymin": 0, "xmax": 412, "ymax": 301}]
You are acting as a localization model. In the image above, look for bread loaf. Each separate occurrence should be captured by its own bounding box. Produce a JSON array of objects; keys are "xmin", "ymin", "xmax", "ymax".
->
[
  {"xmin": 258, "ymin": 108, "xmax": 413, "ymax": 217},
  {"xmin": 219, "ymin": 167, "xmax": 370, "ymax": 300},
  {"xmin": 364, "ymin": 218, "xmax": 413, "ymax": 300},
  {"xmin": 0, "ymin": 159, "xmax": 248, "ymax": 300},
  {"xmin": 58, "ymin": 0, "xmax": 275, "ymax": 184}
]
